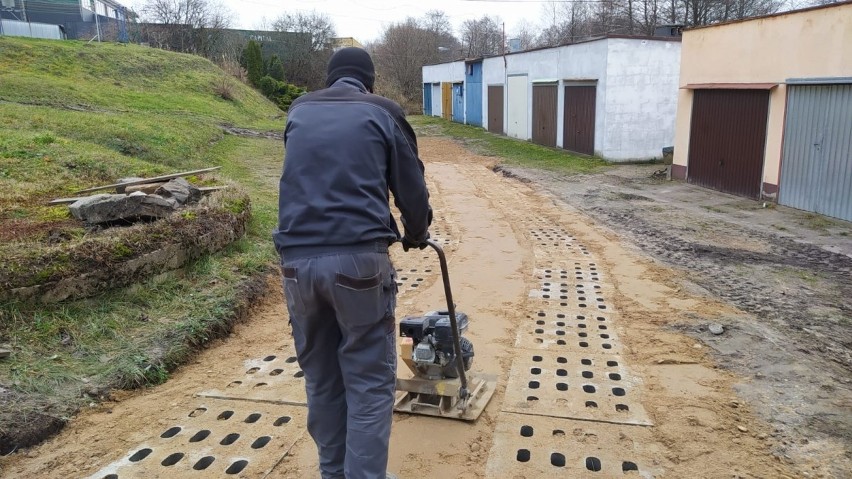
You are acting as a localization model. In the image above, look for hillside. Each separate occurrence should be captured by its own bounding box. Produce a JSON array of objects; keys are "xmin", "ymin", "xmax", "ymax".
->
[
  {"xmin": 0, "ymin": 37, "xmax": 285, "ymax": 453},
  {"xmin": 0, "ymin": 37, "xmax": 280, "ymax": 222}
]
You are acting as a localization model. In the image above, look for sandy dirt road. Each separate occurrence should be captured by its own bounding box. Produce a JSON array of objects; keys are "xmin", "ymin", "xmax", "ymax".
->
[{"xmin": 2, "ymin": 138, "xmax": 804, "ymax": 478}]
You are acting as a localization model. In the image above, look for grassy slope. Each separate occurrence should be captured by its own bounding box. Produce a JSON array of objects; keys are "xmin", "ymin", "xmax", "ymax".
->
[
  {"xmin": 0, "ymin": 38, "xmax": 280, "ymax": 213},
  {"xmin": 0, "ymin": 37, "xmax": 285, "ymax": 449},
  {"xmin": 408, "ymin": 115, "xmax": 610, "ymax": 174}
]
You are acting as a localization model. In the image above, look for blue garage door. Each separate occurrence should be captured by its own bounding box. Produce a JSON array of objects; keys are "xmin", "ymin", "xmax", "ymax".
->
[
  {"xmin": 465, "ymin": 62, "xmax": 483, "ymax": 127},
  {"xmin": 423, "ymin": 83, "xmax": 432, "ymax": 116},
  {"xmin": 452, "ymin": 83, "xmax": 464, "ymax": 123}
]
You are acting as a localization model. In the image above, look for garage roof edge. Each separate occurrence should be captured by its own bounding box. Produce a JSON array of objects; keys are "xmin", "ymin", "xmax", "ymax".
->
[{"xmin": 682, "ymin": 83, "xmax": 777, "ymax": 90}]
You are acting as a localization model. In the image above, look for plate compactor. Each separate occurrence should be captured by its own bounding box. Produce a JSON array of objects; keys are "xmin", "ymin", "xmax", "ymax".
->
[{"xmin": 393, "ymin": 239, "xmax": 496, "ymax": 421}]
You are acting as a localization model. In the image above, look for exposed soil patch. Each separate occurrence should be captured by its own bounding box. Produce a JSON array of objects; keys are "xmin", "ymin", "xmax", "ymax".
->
[
  {"xmin": 221, "ymin": 124, "xmax": 283, "ymax": 141},
  {"xmin": 0, "ymin": 190, "xmax": 250, "ymax": 300},
  {"xmin": 496, "ymin": 163, "xmax": 852, "ymax": 476},
  {"xmin": 3, "ymin": 138, "xmax": 809, "ymax": 479},
  {"xmin": 0, "ymin": 218, "xmax": 81, "ymax": 244}
]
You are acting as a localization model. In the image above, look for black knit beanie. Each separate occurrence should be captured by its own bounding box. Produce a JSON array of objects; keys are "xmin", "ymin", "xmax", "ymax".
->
[{"xmin": 325, "ymin": 47, "xmax": 375, "ymax": 92}]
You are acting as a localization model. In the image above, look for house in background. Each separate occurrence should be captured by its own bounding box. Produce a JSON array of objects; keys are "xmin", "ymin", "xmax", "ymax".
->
[
  {"xmin": 672, "ymin": 1, "xmax": 852, "ymax": 221},
  {"xmin": 423, "ymin": 36, "xmax": 682, "ymax": 162},
  {"xmin": 0, "ymin": 0, "xmax": 128, "ymax": 40},
  {"xmin": 333, "ymin": 37, "xmax": 363, "ymax": 50}
]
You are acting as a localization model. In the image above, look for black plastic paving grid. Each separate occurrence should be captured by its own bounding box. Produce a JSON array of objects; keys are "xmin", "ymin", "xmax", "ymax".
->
[
  {"xmin": 394, "ymin": 266, "xmax": 435, "ymax": 296},
  {"xmin": 528, "ymin": 228, "xmax": 593, "ymax": 259},
  {"xmin": 516, "ymin": 309, "xmax": 621, "ymax": 353},
  {"xmin": 533, "ymin": 262, "xmax": 606, "ymax": 284},
  {"xmin": 197, "ymin": 349, "xmax": 307, "ymax": 406},
  {"xmin": 528, "ymin": 282, "xmax": 615, "ymax": 313},
  {"xmin": 390, "ymin": 216, "xmax": 455, "ymax": 296},
  {"xmin": 87, "ymin": 399, "xmax": 306, "ymax": 479},
  {"xmin": 428, "ymin": 218, "xmax": 456, "ymax": 248},
  {"xmin": 485, "ymin": 412, "xmax": 660, "ymax": 478},
  {"xmin": 501, "ymin": 351, "xmax": 651, "ymax": 426}
]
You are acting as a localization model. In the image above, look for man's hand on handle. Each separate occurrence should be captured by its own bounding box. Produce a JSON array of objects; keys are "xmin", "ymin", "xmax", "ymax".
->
[{"xmin": 401, "ymin": 232, "xmax": 430, "ymax": 252}]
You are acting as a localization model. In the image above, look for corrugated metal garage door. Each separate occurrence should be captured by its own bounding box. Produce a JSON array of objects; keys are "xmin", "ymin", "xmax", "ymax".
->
[
  {"xmin": 563, "ymin": 85, "xmax": 596, "ymax": 155},
  {"xmin": 507, "ymin": 75, "xmax": 528, "ymax": 140},
  {"xmin": 779, "ymin": 84, "xmax": 852, "ymax": 221},
  {"xmin": 532, "ymin": 83, "xmax": 558, "ymax": 147},
  {"xmin": 488, "ymin": 85, "xmax": 504, "ymax": 134},
  {"xmin": 688, "ymin": 89, "xmax": 769, "ymax": 199}
]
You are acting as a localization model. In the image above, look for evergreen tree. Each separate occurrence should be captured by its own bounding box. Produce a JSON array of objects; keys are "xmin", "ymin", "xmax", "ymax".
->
[
  {"xmin": 268, "ymin": 54, "xmax": 286, "ymax": 82},
  {"xmin": 244, "ymin": 40, "xmax": 265, "ymax": 86}
]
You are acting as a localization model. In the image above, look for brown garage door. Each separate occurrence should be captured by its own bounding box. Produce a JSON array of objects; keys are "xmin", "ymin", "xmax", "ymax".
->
[
  {"xmin": 488, "ymin": 85, "xmax": 503, "ymax": 134},
  {"xmin": 532, "ymin": 84, "xmax": 558, "ymax": 147},
  {"xmin": 688, "ymin": 89, "xmax": 769, "ymax": 199},
  {"xmin": 563, "ymin": 85, "xmax": 596, "ymax": 155}
]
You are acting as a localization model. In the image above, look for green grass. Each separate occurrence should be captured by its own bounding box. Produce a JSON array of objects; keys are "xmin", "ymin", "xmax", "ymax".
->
[
  {"xmin": 0, "ymin": 37, "xmax": 285, "ymax": 440},
  {"xmin": 408, "ymin": 115, "xmax": 609, "ymax": 175},
  {"xmin": 0, "ymin": 37, "xmax": 282, "ymax": 217},
  {"xmin": 0, "ymin": 134, "xmax": 282, "ymax": 427}
]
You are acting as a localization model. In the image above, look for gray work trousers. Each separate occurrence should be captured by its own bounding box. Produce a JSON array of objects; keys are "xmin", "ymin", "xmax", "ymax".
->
[{"xmin": 281, "ymin": 245, "xmax": 397, "ymax": 479}]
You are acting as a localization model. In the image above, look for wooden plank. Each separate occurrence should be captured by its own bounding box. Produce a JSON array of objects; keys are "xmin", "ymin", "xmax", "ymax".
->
[
  {"xmin": 49, "ymin": 197, "xmax": 90, "ymax": 205},
  {"xmin": 73, "ymin": 167, "xmax": 221, "ymax": 194},
  {"xmin": 49, "ymin": 186, "xmax": 226, "ymax": 205}
]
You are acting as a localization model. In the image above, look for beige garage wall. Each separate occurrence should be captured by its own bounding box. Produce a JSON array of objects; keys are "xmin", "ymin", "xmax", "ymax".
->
[{"xmin": 673, "ymin": 3, "xmax": 852, "ymax": 190}]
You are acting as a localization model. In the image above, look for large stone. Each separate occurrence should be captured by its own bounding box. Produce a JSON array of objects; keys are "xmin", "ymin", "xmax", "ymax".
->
[
  {"xmin": 155, "ymin": 178, "xmax": 201, "ymax": 206},
  {"xmin": 69, "ymin": 193, "xmax": 176, "ymax": 224}
]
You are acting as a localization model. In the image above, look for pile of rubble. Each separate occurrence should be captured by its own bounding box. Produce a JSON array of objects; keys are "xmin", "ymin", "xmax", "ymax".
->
[{"xmin": 51, "ymin": 167, "xmax": 224, "ymax": 225}]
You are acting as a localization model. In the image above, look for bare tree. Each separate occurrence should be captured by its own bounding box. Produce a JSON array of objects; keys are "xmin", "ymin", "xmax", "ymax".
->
[
  {"xmin": 536, "ymin": 0, "xmax": 589, "ymax": 47},
  {"xmin": 460, "ymin": 15, "xmax": 504, "ymax": 57},
  {"xmin": 531, "ymin": 0, "xmax": 784, "ymax": 42},
  {"xmin": 637, "ymin": 0, "xmax": 661, "ymax": 35},
  {"xmin": 510, "ymin": 20, "xmax": 538, "ymax": 51},
  {"xmin": 422, "ymin": 10, "xmax": 462, "ymax": 62},
  {"xmin": 271, "ymin": 11, "xmax": 336, "ymax": 90},
  {"xmin": 136, "ymin": 0, "xmax": 231, "ymax": 57},
  {"xmin": 370, "ymin": 12, "xmax": 463, "ymax": 112}
]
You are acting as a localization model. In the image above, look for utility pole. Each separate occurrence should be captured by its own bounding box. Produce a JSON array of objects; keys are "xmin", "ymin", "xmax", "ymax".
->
[{"xmin": 21, "ymin": 0, "xmax": 28, "ymax": 22}]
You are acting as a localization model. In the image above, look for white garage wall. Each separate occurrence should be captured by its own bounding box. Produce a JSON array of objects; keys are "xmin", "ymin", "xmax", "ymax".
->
[
  {"xmin": 602, "ymin": 39, "xmax": 681, "ymax": 161},
  {"xmin": 507, "ymin": 75, "xmax": 529, "ymax": 139},
  {"xmin": 431, "ymin": 38, "xmax": 682, "ymax": 161},
  {"xmin": 422, "ymin": 61, "xmax": 466, "ymax": 83}
]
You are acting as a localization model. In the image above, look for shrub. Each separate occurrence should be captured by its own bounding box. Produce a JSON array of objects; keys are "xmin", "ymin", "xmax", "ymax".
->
[
  {"xmin": 258, "ymin": 76, "xmax": 279, "ymax": 98},
  {"xmin": 214, "ymin": 75, "xmax": 236, "ymax": 101}
]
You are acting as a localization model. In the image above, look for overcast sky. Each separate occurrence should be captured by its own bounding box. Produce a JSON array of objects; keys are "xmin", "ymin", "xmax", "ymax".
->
[{"xmin": 217, "ymin": 0, "xmax": 543, "ymax": 43}]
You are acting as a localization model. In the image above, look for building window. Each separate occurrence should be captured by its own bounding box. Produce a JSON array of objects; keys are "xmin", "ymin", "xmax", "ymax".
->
[{"xmin": 1, "ymin": 0, "xmax": 16, "ymax": 9}]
